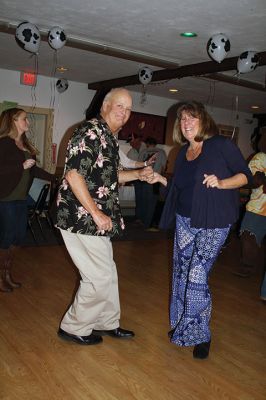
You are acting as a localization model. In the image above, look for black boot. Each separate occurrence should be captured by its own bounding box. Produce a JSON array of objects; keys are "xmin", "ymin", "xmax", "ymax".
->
[
  {"xmin": 4, "ymin": 269, "xmax": 21, "ymax": 289},
  {"xmin": 0, "ymin": 268, "xmax": 12, "ymax": 292},
  {"xmin": 0, "ymin": 249, "xmax": 13, "ymax": 292},
  {"xmin": 0, "ymin": 276, "xmax": 13, "ymax": 292},
  {"xmin": 193, "ymin": 340, "xmax": 211, "ymax": 359}
]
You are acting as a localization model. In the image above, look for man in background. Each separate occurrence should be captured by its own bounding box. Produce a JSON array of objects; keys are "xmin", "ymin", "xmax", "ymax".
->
[
  {"xmin": 126, "ymin": 133, "xmax": 147, "ymax": 222},
  {"xmin": 137, "ymin": 137, "xmax": 167, "ymax": 230},
  {"xmin": 127, "ymin": 132, "xmax": 146, "ymax": 162}
]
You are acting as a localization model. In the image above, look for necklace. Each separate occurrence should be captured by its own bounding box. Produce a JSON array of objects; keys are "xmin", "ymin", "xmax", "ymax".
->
[{"xmin": 187, "ymin": 142, "xmax": 202, "ymax": 160}]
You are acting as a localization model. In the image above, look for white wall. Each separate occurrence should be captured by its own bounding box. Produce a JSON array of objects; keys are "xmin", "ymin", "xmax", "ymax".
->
[
  {"xmin": 0, "ymin": 67, "xmax": 256, "ymax": 159},
  {"xmin": 0, "ymin": 68, "xmax": 94, "ymax": 146},
  {"xmin": 131, "ymin": 91, "xmax": 175, "ymax": 116},
  {"xmin": 206, "ymin": 105, "xmax": 256, "ymax": 159}
]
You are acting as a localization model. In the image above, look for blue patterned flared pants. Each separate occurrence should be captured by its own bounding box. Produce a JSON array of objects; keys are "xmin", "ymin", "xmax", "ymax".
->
[{"xmin": 170, "ymin": 214, "xmax": 230, "ymax": 347}]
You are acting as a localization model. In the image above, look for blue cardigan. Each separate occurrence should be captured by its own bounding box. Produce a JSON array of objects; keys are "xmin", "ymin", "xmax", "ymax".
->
[{"xmin": 159, "ymin": 135, "xmax": 252, "ymax": 229}]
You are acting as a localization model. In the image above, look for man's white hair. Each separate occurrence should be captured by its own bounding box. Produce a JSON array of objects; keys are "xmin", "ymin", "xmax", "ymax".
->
[{"xmin": 103, "ymin": 87, "xmax": 131, "ymax": 103}]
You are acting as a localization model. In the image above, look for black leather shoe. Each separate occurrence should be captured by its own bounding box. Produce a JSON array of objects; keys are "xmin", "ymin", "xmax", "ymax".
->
[
  {"xmin": 58, "ymin": 328, "xmax": 103, "ymax": 345},
  {"xmin": 93, "ymin": 327, "xmax": 135, "ymax": 338},
  {"xmin": 193, "ymin": 340, "xmax": 211, "ymax": 359}
]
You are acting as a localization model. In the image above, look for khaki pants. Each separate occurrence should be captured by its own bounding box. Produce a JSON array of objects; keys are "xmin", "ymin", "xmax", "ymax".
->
[{"xmin": 60, "ymin": 230, "xmax": 120, "ymax": 336}]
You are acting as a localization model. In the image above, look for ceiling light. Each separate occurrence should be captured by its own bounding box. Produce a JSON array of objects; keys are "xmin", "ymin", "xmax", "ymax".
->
[
  {"xmin": 251, "ymin": 105, "xmax": 259, "ymax": 109},
  {"xmin": 56, "ymin": 66, "xmax": 68, "ymax": 73},
  {"xmin": 169, "ymin": 88, "xmax": 178, "ymax": 92},
  {"xmin": 180, "ymin": 32, "xmax": 197, "ymax": 38}
]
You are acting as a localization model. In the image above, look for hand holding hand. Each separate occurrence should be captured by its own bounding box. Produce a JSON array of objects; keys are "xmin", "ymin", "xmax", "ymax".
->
[
  {"xmin": 147, "ymin": 172, "xmax": 167, "ymax": 187},
  {"xmin": 203, "ymin": 174, "xmax": 222, "ymax": 189},
  {"xmin": 138, "ymin": 166, "xmax": 154, "ymax": 181},
  {"xmin": 23, "ymin": 159, "xmax": 36, "ymax": 170}
]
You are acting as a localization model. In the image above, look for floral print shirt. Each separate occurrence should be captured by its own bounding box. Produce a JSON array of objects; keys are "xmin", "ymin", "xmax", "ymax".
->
[
  {"xmin": 246, "ymin": 152, "xmax": 266, "ymax": 216},
  {"xmin": 56, "ymin": 117, "xmax": 125, "ymax": 237}
]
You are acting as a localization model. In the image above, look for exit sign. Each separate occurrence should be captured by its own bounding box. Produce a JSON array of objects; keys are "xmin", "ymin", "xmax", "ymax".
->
[{"xmin": 20, "ymin": 72, "xmax": 37, "ymax": 86}]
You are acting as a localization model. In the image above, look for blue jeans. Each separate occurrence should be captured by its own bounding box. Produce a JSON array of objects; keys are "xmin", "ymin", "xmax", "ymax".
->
[
  {"xmin": 240, "ymin": 211, "xmax": 266, "ymax": 246},
  {"xmin": 0, "ymin": 200, "xmax": 27, "ymax": 249}
]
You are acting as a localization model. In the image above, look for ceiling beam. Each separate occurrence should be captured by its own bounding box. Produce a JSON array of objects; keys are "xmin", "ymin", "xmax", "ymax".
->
[
  {"xmin": 0, "ymin": 21, "xmax": 179, "ymax": 69},
  {"xmin": 206, "ymin": 73, "xmax": 266, "ymax": 92},
  {"xmin": 87, "ymin": 51, "xmax": 266, "ymax": 90},
  {"xmin": 1, "ymin": 20, "xmax": 265, "ymax": 95}
]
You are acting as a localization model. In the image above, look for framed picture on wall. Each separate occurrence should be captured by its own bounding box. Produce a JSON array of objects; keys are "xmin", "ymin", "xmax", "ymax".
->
[{"xmin": 118, "ymin": 111, "xmax": 166, "ymax": 144}]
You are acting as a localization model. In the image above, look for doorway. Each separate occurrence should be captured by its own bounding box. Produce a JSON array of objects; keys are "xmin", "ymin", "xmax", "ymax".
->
[{"xmin": 20, "ymin": 106, "xmax": 55, "ymax": 173}]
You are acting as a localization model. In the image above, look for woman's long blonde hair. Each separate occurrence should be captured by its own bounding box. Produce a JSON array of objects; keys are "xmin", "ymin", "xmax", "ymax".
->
[
  {"xmin": 0, "ymin": 108, "xmax": 38, "ymax": 155},
  {"xmin": 173, "ymin": 101, "xmax": 218, "ymax": 144}
]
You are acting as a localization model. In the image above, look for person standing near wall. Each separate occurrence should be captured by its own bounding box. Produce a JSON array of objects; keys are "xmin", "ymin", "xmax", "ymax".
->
[
  {"xmin": 119, "ymin": 147, "xmax": 155, "ymax": 169},
  {"xmin": 126, "ymin": 133, "xmax": 147, "ymax": 222},
  {"xmin": 126, "ymin": 132, "xmax": 146, "ymax": 161},
  {"xmin": 137, "ymin": 137, "xmax": 167, "ymax": 229},
  {"xmin": 0, "ymin": 108, "xmax": 55, "ymax": 292}
]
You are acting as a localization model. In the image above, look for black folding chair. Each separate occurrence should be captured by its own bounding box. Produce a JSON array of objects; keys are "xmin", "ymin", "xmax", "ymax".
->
[{"xmin": 27, "ymin": 183, "xmax": 52, "ymax": 243}]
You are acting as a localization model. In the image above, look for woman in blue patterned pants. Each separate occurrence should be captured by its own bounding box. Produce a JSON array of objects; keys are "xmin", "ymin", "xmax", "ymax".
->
[
  {"xmin": 160, "ymin": 101, "xmax": 252, "ymax": 359},
  {"xmin": 170, "ymin": 215, "xmax": 230, "ymax": 347}
]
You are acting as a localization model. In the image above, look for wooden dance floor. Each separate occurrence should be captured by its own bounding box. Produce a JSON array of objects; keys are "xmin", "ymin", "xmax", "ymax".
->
[{"xmin": 0, "ymin": 235, "xmax": 265, "ymax": 399}]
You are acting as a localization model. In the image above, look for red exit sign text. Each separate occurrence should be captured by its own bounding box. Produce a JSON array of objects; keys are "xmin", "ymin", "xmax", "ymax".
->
[{"xmin": 20, "ymin": 72, "xmax": 37, "ymax": 86}]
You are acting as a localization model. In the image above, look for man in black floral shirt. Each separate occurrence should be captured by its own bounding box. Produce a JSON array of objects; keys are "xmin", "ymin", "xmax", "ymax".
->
[{"xmin": 56, "ymin": 88, "xmax": 166, "ymax": 345}]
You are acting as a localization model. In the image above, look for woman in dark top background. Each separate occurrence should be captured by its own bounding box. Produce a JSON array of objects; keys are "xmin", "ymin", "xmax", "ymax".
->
[
  {"xmin": 160, "ymin": 101, "xmax": 252, "ymax": 359},
  {"xmin": 0, "ymin": 108, "xmax": 54, "ymax": 293}
]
